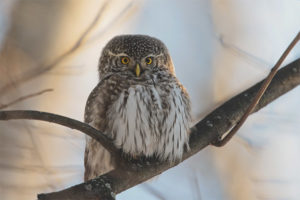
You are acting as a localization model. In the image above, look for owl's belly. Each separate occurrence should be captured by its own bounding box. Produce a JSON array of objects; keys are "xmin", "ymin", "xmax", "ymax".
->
[{"xmin": 105, "ymin": 84, "xmax": 190, "ymax": 161}]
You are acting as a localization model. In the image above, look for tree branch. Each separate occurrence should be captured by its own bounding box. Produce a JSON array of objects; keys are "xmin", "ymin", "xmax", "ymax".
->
[
  {"xmin": 0, "ymin": 110, "xmax": 118, "ymax": 157},
  {"xmin": 0, "ymin": 1, "xmax": 109, "ymax": 95},
  {"xmin": 1, "ymin": 58, "xmax": 299, "ymax": 199},
  {"xmin": 0, "ymin": 88, "xmax": 53, "ymax": 109}
]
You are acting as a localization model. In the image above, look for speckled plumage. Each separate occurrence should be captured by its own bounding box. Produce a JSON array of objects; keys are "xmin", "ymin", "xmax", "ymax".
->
[{"xmin": 84, "ymin": 35, "xmax": 191, "ymax": 181}]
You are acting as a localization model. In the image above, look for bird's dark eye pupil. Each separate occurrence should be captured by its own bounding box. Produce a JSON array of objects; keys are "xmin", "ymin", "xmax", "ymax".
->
[
  {"xmin": 146, "ymin": 57, "xmax": 152, "ymax": 64},
  {"xmin": 121, "ymin": 57, "xmax": 129, "ymax": 64}
]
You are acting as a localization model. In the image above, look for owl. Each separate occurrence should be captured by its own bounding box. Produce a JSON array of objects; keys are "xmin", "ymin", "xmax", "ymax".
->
[{"xmin": 84, "ymin": 35, "xmax": 191, "ymax": 181}]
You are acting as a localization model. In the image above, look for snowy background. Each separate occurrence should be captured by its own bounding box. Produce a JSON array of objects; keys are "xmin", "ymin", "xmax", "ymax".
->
[{"xmin": 0, "ymin": 0, "xmax": 299, "ymax": 199}]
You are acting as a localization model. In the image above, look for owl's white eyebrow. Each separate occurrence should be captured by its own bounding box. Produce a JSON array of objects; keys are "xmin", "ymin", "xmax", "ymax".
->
[
  {"xmin": 107, "ymin": 51, "xmax": 128, "ymax": 57},
  {"xmin": 107, "ymin": 51, "xmax": 163, "ymax": 58},
  {"xmin": 147, "ymin": 53, "xmax": 164, "ymax": 58}
]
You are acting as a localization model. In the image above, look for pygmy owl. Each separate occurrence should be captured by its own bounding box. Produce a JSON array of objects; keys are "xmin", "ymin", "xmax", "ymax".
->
[{"xmin": 84, "ymin": 35, "xmax": 191, "ymax": 181}]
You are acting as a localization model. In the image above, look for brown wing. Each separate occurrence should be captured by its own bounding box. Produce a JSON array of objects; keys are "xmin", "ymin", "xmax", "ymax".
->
[{"xmin": 84, "ymin": 78, "xmax": 114, "ymax": 181}]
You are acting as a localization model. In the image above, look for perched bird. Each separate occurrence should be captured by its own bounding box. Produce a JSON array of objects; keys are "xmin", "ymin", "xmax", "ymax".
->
[{"xmin": 84, "ymin": 35, "xmax": 191, "ymax": 181}]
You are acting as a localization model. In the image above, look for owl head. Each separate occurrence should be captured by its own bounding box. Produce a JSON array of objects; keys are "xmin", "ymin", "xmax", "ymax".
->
[{"xmin": 98, "ymin": 35, "xmax": 175, "ymax": 80}]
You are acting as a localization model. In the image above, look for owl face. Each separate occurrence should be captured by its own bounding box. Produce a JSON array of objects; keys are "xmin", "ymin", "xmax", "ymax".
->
[{"xmin": 98, "ymin": 35, "xmax": 175, "ymax": 80}]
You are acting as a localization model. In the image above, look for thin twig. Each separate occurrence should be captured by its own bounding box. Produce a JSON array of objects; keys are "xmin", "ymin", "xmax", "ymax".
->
[
  {"xmin": 0, "ymin": 110, "xmax": 119, "ymax": 156},
  {"xmin": 86, "ymin": 1, "xmax": 137, "ymax": 44},
  {"xmin": 0, "ymin": 1, "xmax": 109, "ymax": 95},
  {"xmin": 217, "ymin": 34, "xmax": 270, "ymax": 70},
  {"xmin": 0, "ymin": 89, "xmax": 53, "ymax": 109},
  {"xmin": 40, "ymin": 0, "xmax": 109, "ymax": 71},
  {"xmin": 212, "ymin": 31, "xmax": 300, "ymax": 147}
]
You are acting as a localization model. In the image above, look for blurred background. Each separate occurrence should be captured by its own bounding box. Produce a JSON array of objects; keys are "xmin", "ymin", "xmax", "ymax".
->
[{"xmin": 0, "ymin": 0, "xmax": 299, "ymax": 199}]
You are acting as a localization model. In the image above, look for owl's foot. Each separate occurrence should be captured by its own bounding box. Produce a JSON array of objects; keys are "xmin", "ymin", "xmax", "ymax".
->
[{"xmin": 118, "ymin": 152, "xmax": 162, "ymax": 171}]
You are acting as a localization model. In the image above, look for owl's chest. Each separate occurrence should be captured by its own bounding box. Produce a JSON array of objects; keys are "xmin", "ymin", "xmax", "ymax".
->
[
  {"xmin": 105, "ymin": 84, "xmax": 186, "ymax": 157},
  {"xmin": 106, "ymin": 85, "xmax": 164, "ymax": 137}
]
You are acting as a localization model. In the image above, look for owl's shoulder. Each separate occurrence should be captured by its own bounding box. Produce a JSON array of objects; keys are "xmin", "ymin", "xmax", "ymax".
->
[
  {"xmin": 84, "ymin": 77, "xmax": 113, "ymax": 123},
  {"xmin": 84, "ymin": 75, "xmax": 130, "ymax": 125}
]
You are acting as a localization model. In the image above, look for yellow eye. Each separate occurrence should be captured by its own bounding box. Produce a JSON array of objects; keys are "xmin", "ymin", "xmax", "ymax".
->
[
  {"xmin": 145, "ymin": 57, "xmax": 152, "ymax": 65},
  {"xmin": 121, "ymin": 57, "xmax": 130, "ymax": 64}
]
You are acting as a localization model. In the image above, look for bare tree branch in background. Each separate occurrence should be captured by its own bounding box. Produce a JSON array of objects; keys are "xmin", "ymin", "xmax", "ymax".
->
[
  {"xmin": 0, "ymin": 1, "xmax": 109, "ymax": 95},
  {"xmin": 217, "ymin": 34, "xmax": 271, "ymax": 70},
  {"xmin": 0, "ymin": 58, "xmax": 299, "ymax": 199},
  {"xmin": 0, "ymin": 88, "xmax": 53, "ymax": 109},
  {"xmin": 86, "ymin": 1, "xmax": 137, "ymax": 44}
]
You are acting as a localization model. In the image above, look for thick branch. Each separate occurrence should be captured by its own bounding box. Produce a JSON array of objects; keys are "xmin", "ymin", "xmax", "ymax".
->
[
  {"xmin": 37, "ymin": 58, "xmax": 300, "ymax": 200},
  {"xmin": 0, "ymin": 110, "xmax": 118, "ymax": 156}
]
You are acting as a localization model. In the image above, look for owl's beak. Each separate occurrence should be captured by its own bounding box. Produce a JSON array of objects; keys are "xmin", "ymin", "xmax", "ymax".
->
[{"xmin": 135, "ymin": 64, "xmax": 141, "ymax": 77}]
